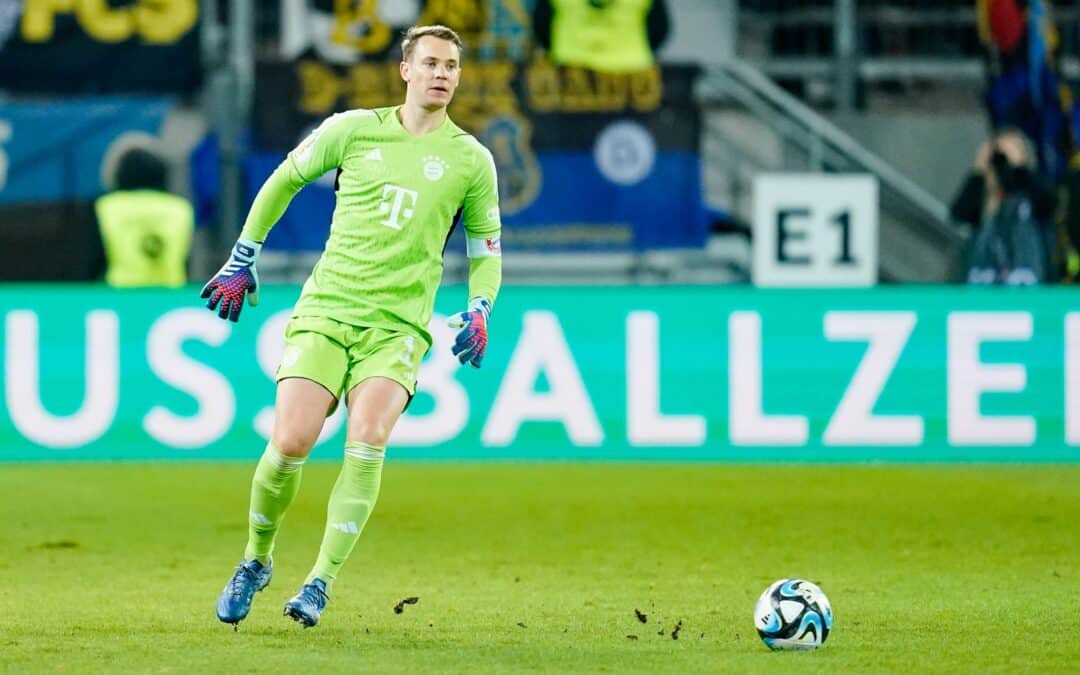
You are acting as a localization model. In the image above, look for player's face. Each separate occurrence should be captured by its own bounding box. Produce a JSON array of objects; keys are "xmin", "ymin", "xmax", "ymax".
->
[{"xmin": 401, "ymin": 36, "xmax": 462, "ymax": 110}]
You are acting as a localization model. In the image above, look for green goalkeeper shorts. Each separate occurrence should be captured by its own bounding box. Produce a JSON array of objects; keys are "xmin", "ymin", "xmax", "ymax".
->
[{"xmin": 276, "ymin": 315, "xmax": 428, "ymax": 406}]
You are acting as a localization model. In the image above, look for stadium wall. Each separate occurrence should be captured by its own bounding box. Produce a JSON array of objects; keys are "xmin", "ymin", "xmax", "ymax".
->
[{"xmin": 2, "ymin": 285, "xmax": 1078, "ymax": 462}]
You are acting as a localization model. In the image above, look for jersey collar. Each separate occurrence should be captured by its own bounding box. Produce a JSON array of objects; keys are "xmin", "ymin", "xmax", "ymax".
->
[{"xmin": 391, "ymin": 105, "xmax": 454, "ymax": 139}]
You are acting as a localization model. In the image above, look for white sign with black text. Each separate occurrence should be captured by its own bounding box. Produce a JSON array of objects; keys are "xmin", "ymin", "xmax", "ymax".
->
[{"xmin": 752, "ymin": 173, "xmax": 878, "ymax": 287}]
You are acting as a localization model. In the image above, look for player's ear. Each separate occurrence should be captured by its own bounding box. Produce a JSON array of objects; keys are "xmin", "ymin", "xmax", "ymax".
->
[{"xmin": 399, "ymin": 60, "xmax": 410, "ymax": 83}]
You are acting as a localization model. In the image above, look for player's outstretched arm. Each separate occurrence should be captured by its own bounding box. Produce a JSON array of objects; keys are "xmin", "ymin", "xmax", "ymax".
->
[
  {"xmin": 200, "ymin": 161, "xmax": 303, "ymax": 322},
  {"xmin": 201, "ymin": 112, "xmax": 356, "ymax": 322}
]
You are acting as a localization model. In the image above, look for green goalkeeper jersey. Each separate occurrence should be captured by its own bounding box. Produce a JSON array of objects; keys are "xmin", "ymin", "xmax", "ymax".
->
[{"xmin": 242, "ymin": 106, "xmax": 502, "ymax": 346}]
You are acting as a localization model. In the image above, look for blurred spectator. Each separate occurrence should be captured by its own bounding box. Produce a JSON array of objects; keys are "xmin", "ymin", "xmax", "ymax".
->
[
  {"xmin": 950, "ymin": 128, "xmax": 1058, "ymax": 284},
  {"xmin": 977, "ymin": 0, "xmax": 1072, "ymax": 179},
  {"xmin": 532, "ymin": 0, "xmax": 670, "ymax": 72},
  {"xmin": 95, "ymin": 144, "xmax": 194, "ymax": 288},
  {"xmin": 1058, "ymin": 151, "xmax": 1080, "ymax": 281}
]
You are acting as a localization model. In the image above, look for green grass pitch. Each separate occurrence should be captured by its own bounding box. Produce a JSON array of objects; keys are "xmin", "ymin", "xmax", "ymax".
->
[{"xmin": 1, "ymin": 463, "xmax": 1078, "ymax": 673}]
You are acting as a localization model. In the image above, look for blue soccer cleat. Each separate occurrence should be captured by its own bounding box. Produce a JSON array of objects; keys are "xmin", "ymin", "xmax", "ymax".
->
[
  {"xmin": 216, "ymin": 558, "xmax": 272, "ymax": 627},
  {"xmin": 283, "ymin": 578, "xmax": 329, "ymax": 628}
]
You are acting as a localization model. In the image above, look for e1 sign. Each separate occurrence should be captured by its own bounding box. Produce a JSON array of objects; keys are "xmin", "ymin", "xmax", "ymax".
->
[{"xmin": 753, "ymin": 173, "xmax": 878, "ymax": 287}]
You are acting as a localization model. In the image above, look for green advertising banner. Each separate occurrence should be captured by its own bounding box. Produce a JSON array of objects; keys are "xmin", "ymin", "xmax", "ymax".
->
[{"xmin": 1, "ymin": 285, "xmax": 1078, "ymax": 462}]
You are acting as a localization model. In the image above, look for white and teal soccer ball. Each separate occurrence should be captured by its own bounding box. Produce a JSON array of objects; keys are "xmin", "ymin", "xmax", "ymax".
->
[{"xmin": 753, "ymin": 579, "xmax": 833, "ymax": 650}]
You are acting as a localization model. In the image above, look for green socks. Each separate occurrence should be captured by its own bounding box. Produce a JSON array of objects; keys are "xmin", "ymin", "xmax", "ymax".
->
[
  {"xmin": 244, "ymin": 443, "xmax": 305, "ymax": 564},
  {"xmin": 306, "ymin": 441, "xmax": 385, "ymax": 591},
  {"xmin": 240, "ymin": 439, "xmax": 385, "ymax": 594}
]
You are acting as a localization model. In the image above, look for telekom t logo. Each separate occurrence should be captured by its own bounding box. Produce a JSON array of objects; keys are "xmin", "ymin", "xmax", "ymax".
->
[{"xmin": 379, "ymin": 184, "xmax": 418, "ymax": 230}]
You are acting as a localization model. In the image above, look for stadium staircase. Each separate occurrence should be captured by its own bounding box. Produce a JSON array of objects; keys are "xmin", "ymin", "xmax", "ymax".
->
[{"xmin": 698, "ymin": 59, "xmax": 964, "ymax": 282}]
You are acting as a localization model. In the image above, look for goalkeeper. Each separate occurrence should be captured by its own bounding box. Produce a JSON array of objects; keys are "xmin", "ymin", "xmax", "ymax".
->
[{"xmin": 204, "ymin": 24, "xmax": 502, "ymax": 629}]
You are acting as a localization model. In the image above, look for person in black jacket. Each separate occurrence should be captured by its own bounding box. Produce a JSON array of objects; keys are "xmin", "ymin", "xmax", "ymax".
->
[{"xmin": 950, "ymin": 128, "xmax": 1059, "ymax": 284}]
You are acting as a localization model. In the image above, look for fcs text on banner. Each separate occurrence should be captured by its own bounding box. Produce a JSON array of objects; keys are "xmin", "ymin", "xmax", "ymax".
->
[{"xmin": 0, "ymin": 0, "xmax": 201, "ymax": 93}]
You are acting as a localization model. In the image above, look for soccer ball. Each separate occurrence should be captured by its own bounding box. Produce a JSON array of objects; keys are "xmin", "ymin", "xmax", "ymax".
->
[{"xmin": 753, "ymin": 579, "xmax": 833, "ymax": 650}]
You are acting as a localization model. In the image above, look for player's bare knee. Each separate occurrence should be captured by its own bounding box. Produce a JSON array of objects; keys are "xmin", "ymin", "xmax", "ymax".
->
[
  {"xmin": 348, "ymin": 419, "xmax": 392, "ymax": 448},
  {"xmin": 272, "ymin": 428, "xmax": 318, "ymax": 458}
]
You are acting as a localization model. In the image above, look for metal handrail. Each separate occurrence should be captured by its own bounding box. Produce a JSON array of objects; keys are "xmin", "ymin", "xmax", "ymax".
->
[
  {"xmin": 700, "ymin": 59, "xmax": 954, "ymax": 231},
  {"xmin": 747, "ymin": 56, "xmax": 1080, "ymax": 82}
]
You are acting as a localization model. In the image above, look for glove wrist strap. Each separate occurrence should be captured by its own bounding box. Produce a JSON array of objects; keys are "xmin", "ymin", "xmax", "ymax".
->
[
  {"xmin": 467, "ymin": 296, "xmax": 491, "ymax": 320},
  {"xmin": 233, "ymin": 238, "xmax": 263, "ymax": 265}
]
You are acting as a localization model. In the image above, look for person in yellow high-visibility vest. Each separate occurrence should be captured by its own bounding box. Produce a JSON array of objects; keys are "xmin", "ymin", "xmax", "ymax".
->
[
  {"xmin": 532, "ymin": 0, "xmax": 670, "ymax": 73},
  {"xmin": 95, "ymin": 146, "xmax": 193, "ymax": 288}
]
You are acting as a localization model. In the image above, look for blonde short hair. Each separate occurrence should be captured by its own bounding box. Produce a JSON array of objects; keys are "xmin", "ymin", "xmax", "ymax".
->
[{"xmin": 401, "ymin": 25, "xmax": 464, "ymax": 62}]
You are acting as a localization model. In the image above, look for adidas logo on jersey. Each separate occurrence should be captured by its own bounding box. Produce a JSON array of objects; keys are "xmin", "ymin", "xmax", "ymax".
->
[{"xmin": 364, "ymin": 148, "xmax": 383, "ymax": 161}]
